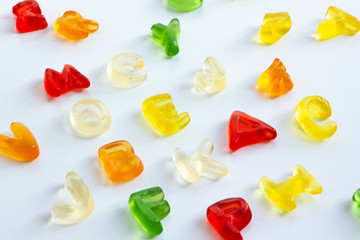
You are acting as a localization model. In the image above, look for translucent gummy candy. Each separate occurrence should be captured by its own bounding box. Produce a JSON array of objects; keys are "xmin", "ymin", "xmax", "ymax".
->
[
  {"xmin": 151, "ymin": 18, "xmax": 180, "ymax": 57},
  {"xmin": 257, "ymin": 58, "xmax": 293, "ymax": 97},
  {"xmin": 317, "ymin": 6, "xmax": 360, "ymax": 40},
  {"xmin": 259, "ymin": 164, "xmax": 323, "ymax": 212},
  {"xmin": 98, "ymin": 140, "xmax": 144, "ymax": 182},
  {"xmin": 0, "ymin": 122, "xmax": 39, "ymax": 161},
  {"xmin": 107, "ymin": 53, "xmax": 147, "ymax": 88},
  {"xmin": 54, "ymin": 11, "xmax": 99, "ymax": 40},
  {"xmin": 129, "ymin": 187, "xmax": 170, "ymax": 237},
  {"xmin": 259, "ymin": 12, "xmax": 292, "ymax": 44},
  {"xmin": 142, "ymin": 93, "xmax": 190, "ymax": 135},
  {"xmin": 70, "ymin": 98, "xmax": 111, "ymax": 137},
  {"xmin": 52, "ymin": 171, "xmax": 94, "ymax": 224},
  {"xmin": 173, "ymin": 138, "xmax": 228, "ymax": 183},
  {"xmin": 167, "ymin": 0, "xmax": 203, "ymax": 12},
  {"xmin": 295, "ymin": 95, "xmax": 337, "ymax": 140},
  {"xmin": 193, "ymin": 57, "xmax": 227, "ymax": 93}
]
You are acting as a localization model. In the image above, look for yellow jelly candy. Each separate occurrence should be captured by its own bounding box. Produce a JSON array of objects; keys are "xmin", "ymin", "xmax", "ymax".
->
[
  {"xmin": 193, "ymin": 57, "xmax": 226, "ymax": 93},
  {"xmin": 295, "ymin": 96, "xmax": 337, "ymax": 140},
  {"xmin": 70, "ymin": 98, "xmax": 112, "ymax": 137},
  {"xmin": 259, "ymin": 12, "xmax": 292, "ymax": 44},
  {"xmin": 52, "ymin": 171, "xmax": 94, "ymax": 224},
  {"xmin": 54, "ymin": 11, "xmax": 99, "ymax": 40},
  {"xmin": 257, "ymin": 58, "xmax": 293, "ymax": 97},
  {"xmin": 142, "ymin": 94, "xmax": 190, "ymax": 135},
  {"xmin": 259, "ymin": 164, "xmax": 323, "ymax": 212},
  {"xmin": 317, "ymin": 6, "xmax": 360, "ymax": 40}
]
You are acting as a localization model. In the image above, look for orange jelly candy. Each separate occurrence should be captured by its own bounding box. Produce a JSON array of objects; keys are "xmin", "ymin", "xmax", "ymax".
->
[
  {"xmin": 98, "ymin": 141, "xmax": 144, "ymax": 182},
  {"xmin": 257, "ymin": 58, "xmax": 293, "ymax": 97},
  {"xmin": 0, "ymin": 122, "xmax": 39, "ymax": 161},
  {"xmin": 53, "ymin": 11, "xmax": 99, "ymax": 40}
]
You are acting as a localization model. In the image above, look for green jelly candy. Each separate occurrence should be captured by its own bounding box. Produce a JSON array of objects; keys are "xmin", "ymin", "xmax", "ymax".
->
[
  {"xmin": 353, "ymin": 189, "xmax": 360, "ymax": 212},
  {"xmin": 129, "ymin": 187, "xmax": 170, "ymax": 237},
  {"xmin": 151, "ymin": 18, "xmax": 180, "ymax": 57},
  {"xmin": 168, "ymin": 0, "xmax": 203, "ymax": 12}
]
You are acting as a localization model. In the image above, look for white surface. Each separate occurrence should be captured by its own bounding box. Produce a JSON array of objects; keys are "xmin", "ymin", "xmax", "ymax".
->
[{"xmin": 0, "ymin": 0, "xmax": 360, "ymax": 239}]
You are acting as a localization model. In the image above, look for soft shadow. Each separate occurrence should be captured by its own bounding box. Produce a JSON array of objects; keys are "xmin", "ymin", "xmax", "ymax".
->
[
  {"xmin": 122, "ymin": 208, "xmax": 150, "ymax": 238},
  {"xmin": 215, "ymin": 121, "xmax": 229, "ymax": 153},
  {"xmin": 253, "ymin": 188, "xmax": 287, "ymax": 216}
]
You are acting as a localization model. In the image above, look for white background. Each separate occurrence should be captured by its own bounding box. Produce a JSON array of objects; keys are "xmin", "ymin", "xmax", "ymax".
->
[{"xmin": 0, "ymin": 0, "xmax": 360, "ymax": 239}]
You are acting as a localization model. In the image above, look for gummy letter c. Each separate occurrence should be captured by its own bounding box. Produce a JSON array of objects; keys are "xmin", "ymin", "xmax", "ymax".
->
[{"xmin": 295, "ymin": 95, "xmax": 337, "ymax": 140}]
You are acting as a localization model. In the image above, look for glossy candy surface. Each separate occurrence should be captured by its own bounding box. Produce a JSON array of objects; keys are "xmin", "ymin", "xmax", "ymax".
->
[
  {"xmin": 257, "ymin": 58, "xmax": 293, "ymax": 97},
  {"xmin": 193, "ymin": 57, "xmax": 226, "ymax": 93},
  {"xmin": 12, "ymin": 0, "xmax": 47, "ymax": 33},
  {"xmin": 259, "ymin": 12, "xmax": 292, "ymax": 44},
  {"xmin": 151, "ymin": 18, "xmax": 180, "ymax": 57},
  {"xmin": 142, "ymin": 94, "xmax": 190, "ymax": 135},
  {"xmin": 0, "ymin": 122, "xmax": 39, "ymax": 161},
  {"xmin": 52, "ymin": 171, "xmax": 94, "ymax": 225},
  {"xmin": 295, "ymin": 96, "xmax": 337, "ymax": 140},
  {"xmin": 317, "ymin": 6, "xmax": 360, "ymax": 40},
  {"xmin": 259, "ymin": 164, "xmax": 322, "ymax": 212},
  {"xmin": 353, "ymin": 189, "xmax": 360, "ymax": 214},
  {"xmin": 173, "ymin": 138, "xmax": 227, "ymax": 183},
  {"xmin": 168, "ymin": 0, "xmax": 203, "ymax": 12},
  {"xmin": 44, "ymin": 64, "xmax": 90, "ymax": 97},
  {"xmin": 98, "ymin": 140, "xmax": 144, "ymax": 182},
  {"xmin": 70, "ymin": 98, "xmax": 111, "ymax": 137},
  {"xmin": 207, "ymin": 198, "xmax": 252, "ymax": 240},
  {"xmin": 54, "ymin": 11, "xmax": 99, "ymax": 40},
  {"xmin": 107, "ymin": 53, "xmax": 147, "ymax": 88},
  {"xmin": 129, "ymin": 187, "xmax": 170, "ymax": 237},
  {"xmin": 228, "ymin": 111, "xmax": 277, "ymax": 151}
]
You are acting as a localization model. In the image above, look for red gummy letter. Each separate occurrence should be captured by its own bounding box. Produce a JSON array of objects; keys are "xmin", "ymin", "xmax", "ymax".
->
[
  {"xmin": 44, "ymin": 65, "xmax": 90, "ymax": 97},
  {"xmin": 207, "ymin": 198, "xmax": 252, "ymax": 240},
  {"xmin": 12, "ymin": 1, "xmax": 48, "ymax": 33},
  {"xmin": 228, "ymin": 111, "xmax": 277, "ymax": 151}
]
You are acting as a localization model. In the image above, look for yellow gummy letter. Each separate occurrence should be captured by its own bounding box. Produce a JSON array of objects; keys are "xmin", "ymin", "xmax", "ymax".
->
[
  {"xmin": 295, "ymin": 95, "xmax": 337, "ymax": 140},
  {"xmin": 142, "ymin": 94, "xmax": 190, "ymax": 135},
  {"xmin": 317, "ymin": 6, "xmax": 360, "ymax": 40}
]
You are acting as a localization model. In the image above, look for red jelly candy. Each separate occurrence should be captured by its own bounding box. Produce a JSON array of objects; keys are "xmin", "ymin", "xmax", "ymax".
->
[
  {"xmin": 228, "ymin": 111, "xmax": 277, "ymax": 151},
  {"xmin": 44, "ymin": 65, "xmax": 90, "ymax": 97},
  {"xmin": 12, "ymin": 0, "xmax": 48, "ymax": 33},
  {"xmin": 207, "ymin": 198, "xmax": 252, "ymax": 240}
]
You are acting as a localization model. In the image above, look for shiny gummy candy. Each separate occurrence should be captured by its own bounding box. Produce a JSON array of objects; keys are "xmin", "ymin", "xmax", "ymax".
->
[
  {"xmin": 295, "ymin": 95, "xmax": 337, "ymax": 140},
  {"xmin": 129, "ymin": 187, "xmax": 170, "ymax": 237},
  {"xmin": 12, "ymin": 0, "xmax": 48, "ymax": 33},
  {"xmin": 167, "ymin": 0, "xmax": 203, "ymax": 12},
  {"xmin": 259, "ymin": 164, "xmax": 322, "ymax": 212},
  {"xmin": 317, "ymin": 6, "xmax": 360, "ymax": 40},
  {"xmin": 44, "ymin": 64, "xmax": 90, "ymax": 97},
  {"xmin": 151, "ymin": 18, "xmax": 180, "ymax": 57},
  {"xmin": 70, "ymin": 98, "xmax": 112, "ymax": 137},
  {"xmin": 54, "ymin": 11, "xmax": 99, "ymax": 40},
  {"xmin": 0, "ymin": 122, "xmax": 39, "ymax": 162},
  {"xmin": 259, "ymin": 12, "xmax": 292, "ymax": 44},
  {"xmin": 207, "ymin": 198, "xmax": 252, "ymax": 240},
  {"xmin": 98, "ymin": 140, "xmax": 144, "ymax": 182},
  {"xmin": 228, "ymin": 111, "xmax": 277, "ymax": 151},
  {"xmin": 52, "ymin": 171, "xmax": 94, "ymax": 224},
  {"xmin": 142, "ymin": 93, "xmax": 190, "ymax": 135},
  {"xmin": 257, "ymin": 58, "xmax": 293, "ymax": 97},
  {"xmin": 193, "ymin": 57, "xmax": 226, "ymax": 93},
  {"xmin": 173, "ymin": 138, "xmax": 228, "ymax": 183}
]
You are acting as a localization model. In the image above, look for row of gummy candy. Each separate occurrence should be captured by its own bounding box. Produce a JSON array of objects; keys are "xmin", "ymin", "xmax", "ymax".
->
[
  {"xmin": 12, "ymin": 1, "xmax": 360, "ymax": 49},
  {"xmin": 7, "ymin": 0, "xmax": 360, "ymax": 239}
]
